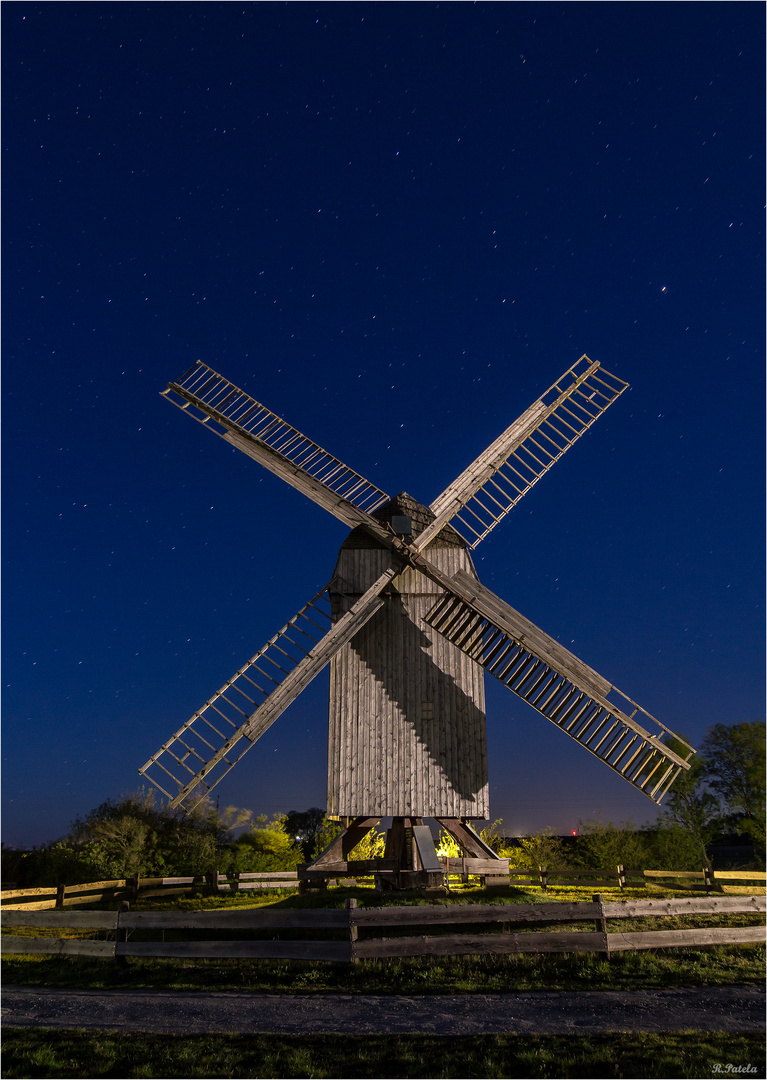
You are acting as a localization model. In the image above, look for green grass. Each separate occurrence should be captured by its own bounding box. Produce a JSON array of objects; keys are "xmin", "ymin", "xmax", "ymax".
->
[
  {"xmin": 1, "ymin": 1030, "xmax": 764, "ymax": 1079},
  {"xmin": 3, "ymin": 942, "xmax": 763, "ymax": 996}
]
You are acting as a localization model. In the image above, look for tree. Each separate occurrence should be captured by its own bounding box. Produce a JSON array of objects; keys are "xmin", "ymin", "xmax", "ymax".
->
[
  {"xmin": 64, "ymin": 790, "xmax": 250, "ymax": 880},
  {"xmin": 231, "ymin": 814, "xmax": 303, "ymax": 872},
  {"xmin": 702, "ymin": 721, "xmax": 766, "ymax": 851},
  {"xmin": 436, "ymin": 829, "xmax": 462, "ymax": 858},
  {"xmin": 348, "ymin": 826, "xmax": 386, "ymax": 860},
  {"xmin": 309, "ymin": 815, "xmax": 343, "ymax": 860},
  {"xmin": 660, "ymin": 737, "xmax": 720, "ymax": 868},
  {"xmin": 479, "ymin": 819, "xmax": 508, "ymax": 854},
  {"xmin": 284, "ymin": 808, "xmax": 329, "ymax": 860},
  {"xmin": 647, "ymin": 824, "xmax": 710, "ymax": 871}
]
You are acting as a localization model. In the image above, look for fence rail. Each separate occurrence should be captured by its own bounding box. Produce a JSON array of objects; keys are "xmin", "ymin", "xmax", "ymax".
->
[
  {"xmin": 2, "ymin": 866, "xmax": 764, "ymax": 912},
  {"xmin": 0, "ymin": 871, "xmax": 299, "ymax": 911},
  {"xmin": 2, "ymin": 895, "xmax": 763, "ymax": 963}
]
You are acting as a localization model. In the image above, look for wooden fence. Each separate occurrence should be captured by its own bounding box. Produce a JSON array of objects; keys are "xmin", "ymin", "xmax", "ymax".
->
[
  {"xmin": 0, "ymin": 872, "xmax": 299, "ymax": 912},
  {"xmin": 2, "ymin": 866, "xmax": 764, "ymax": 912},
  {"xmin": 2, "ymin": 895, "xmax": 764, "ymax": 964}
]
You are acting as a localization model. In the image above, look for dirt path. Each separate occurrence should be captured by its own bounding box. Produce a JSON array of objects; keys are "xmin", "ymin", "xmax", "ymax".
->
[{"xmin": 2, "ymin": 985, "xmax": 764, "ymax": 1035}]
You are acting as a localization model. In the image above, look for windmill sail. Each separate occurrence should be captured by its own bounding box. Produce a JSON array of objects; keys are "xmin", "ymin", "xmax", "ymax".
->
[
  {"xmin": 140, "ymin": 569, "xmax": 397, "ymax": 811},
  {"xmin": 423, "ymin": 568, "xmax": 694, "ymax": 804},
  {"xmin": 163, "ymin": 361, "xmax": 390, "ymax": 529},
  {"xmin": 416, "ymin": 357, "xmax": 628, "ymax": 552},
  {"xmin": 143, "ymin": 355, "xmax": 695, "ymax": 832}
]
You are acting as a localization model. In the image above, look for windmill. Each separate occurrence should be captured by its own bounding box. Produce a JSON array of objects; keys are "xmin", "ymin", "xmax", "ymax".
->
[{"xmin": 140, "ymin": 355, "xmax": 695, "ymax": 888}]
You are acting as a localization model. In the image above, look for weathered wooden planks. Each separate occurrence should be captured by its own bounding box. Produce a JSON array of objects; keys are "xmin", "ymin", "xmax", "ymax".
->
[
  {"xmin": 419, "ymin": 358, "xmax": 627, "ymax": 551},
  {"xmin": 144, "ymin": 567, "xmax": 397, "ymax": 812},
  {"xmin": 164, "ymin": 361, "xmax": 390, "ymax": 529},
  {"xmin": 601, "ymin": 896, "xmax": 766, "ymax": 918},
  {"xmin": 4, "ymin": 893, "xmax": 763, "ymax": 963},
  {"xmin": 327, "ymin": 515, "xmax": 488, "ymax": 819},
  {"xmin": 353, "ymin": 931, "xmax": 608, "ymax": 959},
  {"xmin": 1, "ymin": 937, "xmax": 116, "ymax": 958},
  {"xmin": 606, "ymin": 926, "xmax": 766, "ymax": 952},
  {"xmin": 1, "ymin": 910, "xmax": 119, "ymax": 929},
  {"xmin": 350, "ymin": 901, "xmax": 600, "ymax": 926},
  {"xmin": 118, "ymin": 940, "xmax": 352, "ymax": 962},
  {"xmin": 119, "ymin": 909, "xmax": 348, "ymax": 930}
]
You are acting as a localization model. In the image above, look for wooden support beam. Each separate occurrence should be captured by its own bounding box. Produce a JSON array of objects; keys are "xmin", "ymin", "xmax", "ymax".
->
[
  {"xmin": 435, "ymin": 818, "xmax": 501, "ymax": 860},
  {"xmin": 310, "ymin": 817, "xmax": 380, "ymax": 868}
]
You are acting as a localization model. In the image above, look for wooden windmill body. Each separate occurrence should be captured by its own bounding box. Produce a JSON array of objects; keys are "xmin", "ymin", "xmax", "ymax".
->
[
  {"xmin": 140, "ymin": 356, "xmax": 695, "ymax": 887},
  {"xmin": 329, "ymin": 493, "xmax": 488, "ymax": 822}
]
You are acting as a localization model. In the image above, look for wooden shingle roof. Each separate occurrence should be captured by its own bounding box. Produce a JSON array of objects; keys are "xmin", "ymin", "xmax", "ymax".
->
[{"xmin": 340, "ymin": 491, "xmax": 466, "ymax": 550}]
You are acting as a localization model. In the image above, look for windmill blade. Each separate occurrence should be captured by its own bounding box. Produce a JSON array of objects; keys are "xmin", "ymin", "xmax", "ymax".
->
[
  {"xmin": 163, "ymin": 361, "xmax": 390, "ymax": 529},
  {"xmin": 420, "ymin": 565, "xmax": 695, "ymax": 804},
  {"xmin": 139, "ymin": 567, "xmax": 398, "ymax": 812},
  {"xmin": 415, "ymin": 356, "xmax": 628, "ymax": 552}
]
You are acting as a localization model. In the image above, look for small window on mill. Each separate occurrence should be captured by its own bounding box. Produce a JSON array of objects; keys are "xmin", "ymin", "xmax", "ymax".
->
[{"xmin": 422, "ymin": 701, "xmax": 434, "ymax": 720}]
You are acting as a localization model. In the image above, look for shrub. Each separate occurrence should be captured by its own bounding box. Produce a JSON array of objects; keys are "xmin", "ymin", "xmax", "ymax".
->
[
  {"xmin": 511, "ymin": 829, "xmax": 571, "ymax": 871},
  {"xmin": 229, "ymin": 814, "xmax": 303, "ymax": 873}
]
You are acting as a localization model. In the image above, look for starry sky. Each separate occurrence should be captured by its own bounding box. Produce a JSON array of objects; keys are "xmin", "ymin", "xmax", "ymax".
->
[{"xmin": 3, "ymin": 2, "xmax": 764, "ymax": 848}]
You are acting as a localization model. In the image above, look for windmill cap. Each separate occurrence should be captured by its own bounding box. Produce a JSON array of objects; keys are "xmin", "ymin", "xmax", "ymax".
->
[{"xmin": 340, "ymin": 491, "xmax": 466, "ymax": 550}]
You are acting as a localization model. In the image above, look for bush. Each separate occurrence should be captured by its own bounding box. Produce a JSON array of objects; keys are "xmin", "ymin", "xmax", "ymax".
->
[
  {"xmin": 511, "ymin": 829, "xmax": 571, "ymax": 872},
  {"xmin": 572, "ymin": 817, "xmax": 651, "ymax": 870},
  {"xmin": 229, "ymin": 814, "xmax": 303, "ymax": 873},
  {"xmin": 2, "ymin": 791, "xmax": 252, "ymax": 887}
]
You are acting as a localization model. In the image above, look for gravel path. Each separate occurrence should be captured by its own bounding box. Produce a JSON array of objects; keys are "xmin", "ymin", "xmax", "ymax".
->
[{"xmin": 2, "ymin": 985, "xmax": 764, "ymax": 1035}]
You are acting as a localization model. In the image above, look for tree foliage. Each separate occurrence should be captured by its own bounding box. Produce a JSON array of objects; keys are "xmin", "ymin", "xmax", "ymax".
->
[
  {"xmin": 283, "ymin": 808, "xmax": 331, "ymax": 860},
  {"xmin": 511, "ymin": 828, "xmax": 570, "ymax": 871},
  {"xmin": 660, "ymin": 738, "xmax": 720, "ymax": 867},
  {"xmin": 702, "ymin": 721, "xmax": 765, "ymax": 850},
  {"xmin": 229, "ymin": 814, "xmax": 303, "ymax": 873},
  {"xmin": 2, "ymin": 791, "xmax": 255, "ymax": 886},
  {"xmin": 574, "ymin": 817, "xmax": 650, "ymax": 870},
  {"xmin": 347, "ymin": 826, "xmax": 386, "ymax": 860},
  {"xmin": 660, "ymin": 721, "xmax": 765, "ymax": 865}
]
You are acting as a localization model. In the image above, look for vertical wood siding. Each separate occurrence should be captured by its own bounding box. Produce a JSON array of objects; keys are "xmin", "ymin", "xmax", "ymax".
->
[{"xmin": 327, "ymin": 545, "xmax": 489, "ymax": 818}]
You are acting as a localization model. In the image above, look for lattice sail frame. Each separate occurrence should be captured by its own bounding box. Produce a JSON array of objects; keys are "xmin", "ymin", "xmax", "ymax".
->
[
  {"xmin": 162, "ymin": 360, "xmax": 390, "ymax": 528},
  {"xmin": 424, "ymin": 582, "xmax": 694, "ymax": 804},
  {"xmin": 140, "ymin": 569, "xmax": 395, "ymax": 810},
  {"xmin": 417, "ymin": 356, "xmax": 628, "ymax": 551}
]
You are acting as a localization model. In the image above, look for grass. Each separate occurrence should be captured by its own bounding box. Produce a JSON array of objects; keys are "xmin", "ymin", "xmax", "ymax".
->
[
  {"xmin": 1, "ymin": 1029, "xmax": 765, "ymax": 1079},
  {"xmin": 3, "ymin": 940, "xmax": 763, "ymax": 995}
]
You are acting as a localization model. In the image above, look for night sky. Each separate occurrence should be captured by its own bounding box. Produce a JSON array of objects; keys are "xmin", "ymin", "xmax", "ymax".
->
[{"xmin": 3, "ymin": 3, "xmax": 764, "ymax": 848}]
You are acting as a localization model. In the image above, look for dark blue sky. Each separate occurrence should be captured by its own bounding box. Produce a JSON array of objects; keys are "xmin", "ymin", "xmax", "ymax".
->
[{"xmin": 3, "ymin": 2, "xmax": 764, "ymax": 847}]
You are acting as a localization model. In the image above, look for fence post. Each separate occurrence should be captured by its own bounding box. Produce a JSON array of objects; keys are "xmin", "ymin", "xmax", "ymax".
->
[
  {"xmin": 539, "ymin": 865, "xmax": 548, "ymax": 892},
  {"xmin": 55, "ymin": 883, "xmax": 65, "ymax": 910},
  {"xmin": 346, "ymin": 897, "xmax": 358, "ymax": 964},
  {"xmin": 703, "ymin": 867, "xmax": 713, "ymax": 895},
  {"xmin": 128, "ymin": 874, "xmax": 139, "ymax": 903},
  {"xmin": 206, "ymin": 870, "xmax": 218, "ymax": 894},
  {"xmin": 593, "ymin": 892, "xmax": 609, "ymax": 958},
  {"xmin": 617, "ymin": 864, "xmax": 626, "ymax": 892}
]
